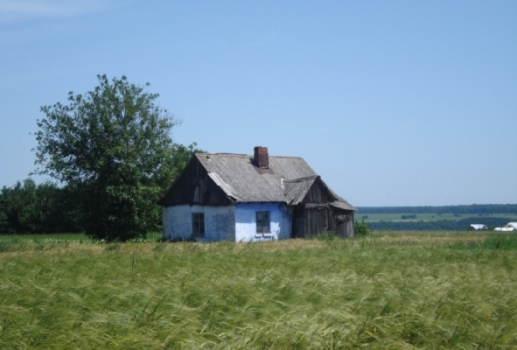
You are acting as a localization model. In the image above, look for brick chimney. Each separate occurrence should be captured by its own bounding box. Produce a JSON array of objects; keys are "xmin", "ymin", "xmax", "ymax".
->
[{"xmin": 254, "ymin": 146, "xmax": 269, "ymax": 169}]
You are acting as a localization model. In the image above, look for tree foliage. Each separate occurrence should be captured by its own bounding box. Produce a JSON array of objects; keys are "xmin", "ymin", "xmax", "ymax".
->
[
  {"xmin": 0, "ymin": 179, "xmax": 81, "ymax": 234},
  {"xmin": 34, "ymin": 75, "xmax": 182, "ymax": 240}
]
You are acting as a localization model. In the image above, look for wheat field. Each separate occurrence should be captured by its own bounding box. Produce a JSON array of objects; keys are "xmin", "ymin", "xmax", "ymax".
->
[{"xmin": 1, "ymin": 233, "xmax": 517, "ymax": 349}]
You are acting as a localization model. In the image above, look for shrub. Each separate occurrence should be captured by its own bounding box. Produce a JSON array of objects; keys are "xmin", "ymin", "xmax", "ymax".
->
[{"xmin": 355, "ymin": 221, "xmax": 371, "ymax": 237}]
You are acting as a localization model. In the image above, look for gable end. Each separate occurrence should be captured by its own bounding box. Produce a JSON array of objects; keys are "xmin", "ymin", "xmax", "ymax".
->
[{"xmin": 158, "ymin": 156, "xmax": 233, "ymax": 206}]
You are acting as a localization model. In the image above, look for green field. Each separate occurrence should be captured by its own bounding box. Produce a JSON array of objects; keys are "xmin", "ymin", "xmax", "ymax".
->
[
  {"xmin": 0, "ymin": 232, "xmax": 161, "ymax": 244},
  {"xmin": 1, "ymin": 232, "xmax": 517, "ymax": 349}
]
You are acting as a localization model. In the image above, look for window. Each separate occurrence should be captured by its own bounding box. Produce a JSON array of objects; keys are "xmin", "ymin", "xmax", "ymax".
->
[
  {"xmin": 192, "ymin": 213, "xmax": 205, "ymax": 238},
  {"xmin": 256, "ymin": 211, "xmax": 270, "ymax": 233}
]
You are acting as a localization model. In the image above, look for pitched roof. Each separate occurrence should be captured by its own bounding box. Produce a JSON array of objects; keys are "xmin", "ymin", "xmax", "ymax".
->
[
  {"xmin": 193, "ymin": 153, "xmax": 355, "ymax": 210},
  {"xmin": 505, "ymin": 222, "xmax": 517, "ymax": 229}
]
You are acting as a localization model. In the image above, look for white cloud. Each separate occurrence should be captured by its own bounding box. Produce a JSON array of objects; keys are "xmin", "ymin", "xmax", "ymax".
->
[{"xmin": 0, "ymin": 0, "xmax": 110, "ymax": 23}]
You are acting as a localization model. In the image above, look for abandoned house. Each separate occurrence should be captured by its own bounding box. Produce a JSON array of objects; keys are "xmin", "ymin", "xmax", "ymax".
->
[{"xmin": 158, "ymin": 146, "xmax": 356, "ymax": 242}]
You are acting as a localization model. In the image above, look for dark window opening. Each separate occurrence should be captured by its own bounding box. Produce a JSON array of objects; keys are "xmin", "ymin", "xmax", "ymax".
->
[
  {"xmin": 256, "ymin": 211, "xmax": 270, "ymax": 233},
  {"xmin": 192, "ymin": 213, "xmax": 205, "ymax": 238}
]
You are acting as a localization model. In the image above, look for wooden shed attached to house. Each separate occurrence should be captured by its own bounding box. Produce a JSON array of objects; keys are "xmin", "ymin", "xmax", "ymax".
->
[{"xmin": 158, "ymin": 147, "xmax": 356, "ymax": 242}]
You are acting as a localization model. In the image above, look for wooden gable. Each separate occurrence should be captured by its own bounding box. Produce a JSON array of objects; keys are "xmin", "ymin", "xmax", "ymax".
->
[
  {"xmin": 158, "ymin": 157, "xmax": 233, "ymax": 207},
  {"xmin": 301, "ymin": 177, "xmax": 336, "ymax": 205},
  {"xmin": 293, "ymin": 178, "xmax": 354, "ymax": 238}
]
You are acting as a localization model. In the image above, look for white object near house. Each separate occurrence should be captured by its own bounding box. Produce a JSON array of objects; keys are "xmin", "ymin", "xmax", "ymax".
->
[
  {"xmin": 158, "ymin": 146, "xmax": 356, "ymax": 242},
  {"xmin": 494, "ymin": 222, "xmax": 517, "ymax": 231},
  {"xmin": 469, "ymin": 224, "xmax": 488, "ymax": 230}
]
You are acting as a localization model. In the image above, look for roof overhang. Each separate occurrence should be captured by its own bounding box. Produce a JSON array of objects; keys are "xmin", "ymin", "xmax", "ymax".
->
[{"xmin": 329, "ymin": 201, "xmax": 357, "ymax": 211}]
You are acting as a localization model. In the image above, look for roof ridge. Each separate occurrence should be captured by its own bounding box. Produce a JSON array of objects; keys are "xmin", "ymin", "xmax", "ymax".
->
[
  {"xmin": 283, "ymin": 175, "xmax": 318, "ymax": 183},
  {"xmin": 197, "ymin": 153, "xmax": 304, "ymax": 159},
  {"xmin": 197, "ymin": 153, "xmax": 248, "ymax": 156}
]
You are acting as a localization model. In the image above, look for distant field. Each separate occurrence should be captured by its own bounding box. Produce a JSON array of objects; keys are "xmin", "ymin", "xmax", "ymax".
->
[
  {"xmin": 1, "ymin": 232, "xmax": 517, "ymax": 348},
  {"xmin": 355, "ymin": 208, "xmax": 517, "ymax": 230},
  {"xmin": 356, "ymin": 204, "xmax": 517, "ymax": 230},
  {"xmin": 360, "ymin": 212, "xmax": 517, "ymax": 222}
]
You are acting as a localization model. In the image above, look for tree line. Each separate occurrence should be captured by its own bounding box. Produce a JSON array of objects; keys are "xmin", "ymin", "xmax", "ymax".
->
[
  {"xmin": 0, "ymin": 143, "xmax": 199, "ymax": 235},
  {"xmin": 0, "ymin": 179, "xmax": 80, "ymax": 234},
  {"xmin": 1, "ymin": 75, "xmax": 202, "ymax": 240}
]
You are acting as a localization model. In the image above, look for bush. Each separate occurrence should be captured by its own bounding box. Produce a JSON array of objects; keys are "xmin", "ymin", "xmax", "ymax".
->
[{"xmin": 355, "ymin": 221, "xmax": 371, "ymax": 237}]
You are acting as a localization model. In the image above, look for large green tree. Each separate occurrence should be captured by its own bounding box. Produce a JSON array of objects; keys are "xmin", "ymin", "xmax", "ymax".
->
[{"xmin": 34, "ymin": 75, "xmax": 180, "ymax": 241}]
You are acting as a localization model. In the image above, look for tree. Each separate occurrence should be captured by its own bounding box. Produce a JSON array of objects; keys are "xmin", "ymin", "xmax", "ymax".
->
[
  {"xmin": 34, "ymin": 75, "xmax": 180, "ymax": 241},
  {"xmin": 0, "ymin": 179, "xmax": 83, "ymax": 234},
  {"xmin": 0, "ymin": 179, "xmax": 37, "ymax": 233}
]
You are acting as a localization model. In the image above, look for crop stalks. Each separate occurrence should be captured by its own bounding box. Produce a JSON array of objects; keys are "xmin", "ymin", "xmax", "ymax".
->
[{"xmin": 1, "ymin": 233, "xmax": 517, "ymax": 348}]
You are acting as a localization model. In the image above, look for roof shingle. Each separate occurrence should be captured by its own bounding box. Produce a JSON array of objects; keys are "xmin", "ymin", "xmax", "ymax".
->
[{"xmin": 194, "ymin": 153, "xmax": 355, "ymax": 210}]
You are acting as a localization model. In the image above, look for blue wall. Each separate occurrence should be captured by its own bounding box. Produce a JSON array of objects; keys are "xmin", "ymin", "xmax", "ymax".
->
[{"xmin": 235, "ymin": 203, "xmax": 292, "ymax": 242}]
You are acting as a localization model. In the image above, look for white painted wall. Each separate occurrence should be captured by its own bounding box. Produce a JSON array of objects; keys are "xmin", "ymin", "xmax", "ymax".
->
[
  {"xmin": 162, "ymin": 205, "xmax": 235, "ymax": 241},
  {"xmin": 235, "ymin": 203, "xmax": 292, "ymax": 242},
  {"xmin": 162, "ymin": 203, "xmax": 292, "ymax": 242}
]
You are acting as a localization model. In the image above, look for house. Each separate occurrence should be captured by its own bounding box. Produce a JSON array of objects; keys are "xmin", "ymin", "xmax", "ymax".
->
[
  {"xmin": 494, "ymin": 222, "xmax": 517, "ymax": 232},
  {"xmin": 468, "ymin": 224, "xmax": 488, "ymax": 230},
  {"xmin": 158, "ymin": 146, "xmax": 356, "ymax": 242}
]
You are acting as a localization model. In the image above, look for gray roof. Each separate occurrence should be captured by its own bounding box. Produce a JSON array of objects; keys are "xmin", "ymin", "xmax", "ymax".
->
[{"xmin": 195, "ymin": 153, "xmax": 355, "ymax": 210}]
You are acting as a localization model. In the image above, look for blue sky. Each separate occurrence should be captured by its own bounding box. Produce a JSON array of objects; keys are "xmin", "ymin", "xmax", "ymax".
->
[{"xmin": 1, "ymin": 0, "xmax": 516, "ymax": 206}]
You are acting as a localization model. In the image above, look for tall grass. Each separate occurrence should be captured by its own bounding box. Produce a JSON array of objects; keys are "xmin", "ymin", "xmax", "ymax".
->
[{"xmin": 1, "ymin": 234, "xmax": 517, "ymax": 348}]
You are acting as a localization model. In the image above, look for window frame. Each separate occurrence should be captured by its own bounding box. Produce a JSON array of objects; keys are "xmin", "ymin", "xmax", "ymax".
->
[
  {"xmin": 192, "ymin": 212, "xmax": 205, "ymax": 238},
  {"xmin": 256, "ymin": 211, "xmax": 271, "ymax": 234}
]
